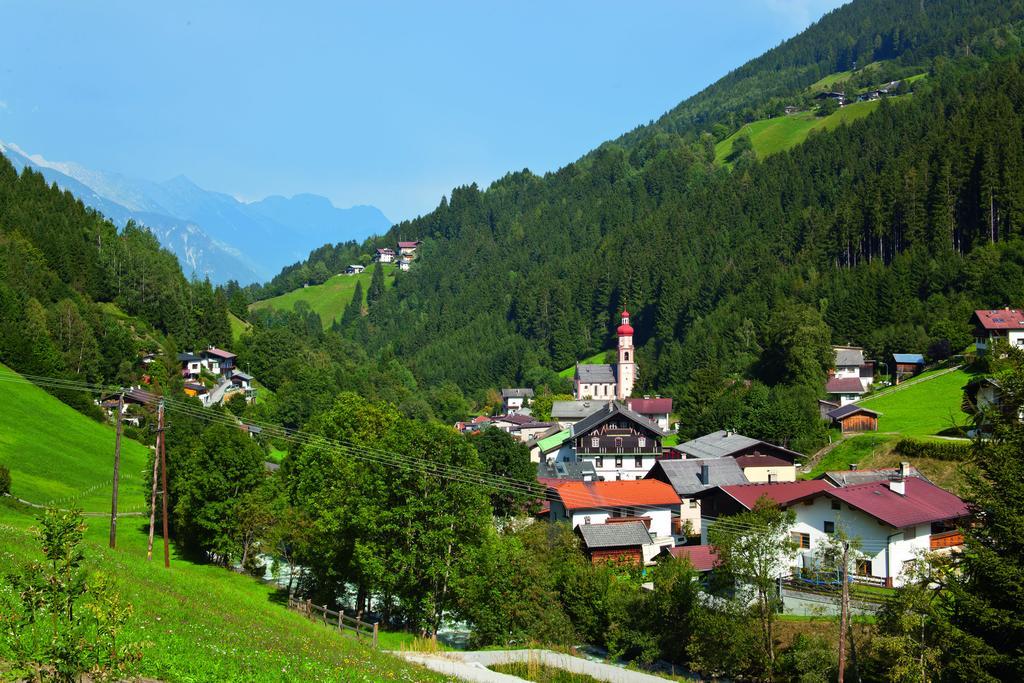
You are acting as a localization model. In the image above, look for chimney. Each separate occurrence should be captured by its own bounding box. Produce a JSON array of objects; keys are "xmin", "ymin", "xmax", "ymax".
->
[
  {"xmin": 848, "ymin": 463, "xmax": 858, "ymax": 471},
  {"xmin": 700, "ymin": 463, "xmax": 710, "ymax": 486},
  {"xmin": 889, "ymin": 470, "xmax": 906, "ymax": 496},
  {"xmin": 899, "ymin": 461, "xmax": 910, "ymax": 478}
]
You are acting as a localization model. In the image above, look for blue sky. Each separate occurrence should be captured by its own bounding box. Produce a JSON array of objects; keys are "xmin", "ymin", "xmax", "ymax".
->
[{"xmin": 0, "ymin": 1, "xmax": 846, "ymax": 222}]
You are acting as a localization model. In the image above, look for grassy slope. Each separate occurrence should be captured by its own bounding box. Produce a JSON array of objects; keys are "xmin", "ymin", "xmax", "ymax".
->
[
  {"xmin": 859, "ymin": 367, "xmax": 974, "ymax": 437},
  {"xmin": 249, "ymin": 265, "xmax": 395, "ymax": 329},
  {"xmin": 558, "ymin": 350, "xmax": 614, "ymax": 378},
  {"xmin": 0, "ymin": 365, "xmax": 447, "ymax": 682},
  {"xmin": 715, "ymin": 99, "xmax": 883, "ymax": 164},
  {"xmin": 229, "ymin": 312, "xmax": 251, "ymax": 343},
  {"xmin": 0, "ymin": 364, "xmax": 150, "ymax": 512}
]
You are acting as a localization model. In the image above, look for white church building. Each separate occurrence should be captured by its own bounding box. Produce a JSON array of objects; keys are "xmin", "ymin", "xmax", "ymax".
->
[{"xmin": 573, "ymin": 310, "xmax": 637, "ymax": 401}]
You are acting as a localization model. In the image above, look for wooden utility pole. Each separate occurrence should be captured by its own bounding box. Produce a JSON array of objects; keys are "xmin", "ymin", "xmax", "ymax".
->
[
  {"xmin": 838, "ymin": 540, "xmax": 851, "ymax": 683},
  {"xmin": 109, "ymin": 392, "xmax": 124, "ymax": 549},
  {"xmin": 159, "ymin": 402, "xmax": 170, "ymax": 569},
  {"xmin": 147, "ymin": 401, "xmax": 164, "ymax": 561}
]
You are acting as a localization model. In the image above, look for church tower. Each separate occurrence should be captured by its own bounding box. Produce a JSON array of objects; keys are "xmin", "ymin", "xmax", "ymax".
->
[{"xmin": 616, "ymin": 310, "xmax": 636, "ymax": 400}]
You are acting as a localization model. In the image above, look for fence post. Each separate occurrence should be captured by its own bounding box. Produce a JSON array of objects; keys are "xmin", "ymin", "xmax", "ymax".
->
[
  {"xmin": 372, "ymin": 622, "xmax": 378, "ymax": 648},
  {"xmin": 323, "ymin": 605, "xmax": 328, "ymax": 626},
  {"xmin": 338, "ymin": 610, "xmax": 342, "ymax": 631},
  {"xmin": 355, "ymin": 615, "xmax": 362, "ymax": 640},
  {"xmin": 306, "ymin": 598, "xmax": 312, "ymax": 618}
]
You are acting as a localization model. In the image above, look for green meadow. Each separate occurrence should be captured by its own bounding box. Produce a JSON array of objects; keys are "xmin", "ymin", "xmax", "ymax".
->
[{"xmin": 249, "ymin": 264, "xmax": 396, "ymax": 329}]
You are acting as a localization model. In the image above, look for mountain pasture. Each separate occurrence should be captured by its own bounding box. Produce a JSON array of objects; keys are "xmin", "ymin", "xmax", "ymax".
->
[{"xmin": 249, "ymin": 264, "xmax": 395, "ymax": 329}]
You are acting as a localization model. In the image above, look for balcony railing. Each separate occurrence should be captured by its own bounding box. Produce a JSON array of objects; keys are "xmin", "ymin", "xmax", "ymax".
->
[{"xmin": 930, "ymin": 530, "xmax": 964, "ymax": 550}]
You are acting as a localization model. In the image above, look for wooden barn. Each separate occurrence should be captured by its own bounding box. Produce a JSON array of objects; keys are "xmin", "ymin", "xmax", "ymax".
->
[
  {"xmin": 574, "ymin": 521, "xmax": 652, "ymax": 567},
  {"xmin": 892, "ymin": 354, "xmax": 925, "ymax": 384},
  {"xmin": 827, "ymin": 404, "xmax": 880, "ymax": 433}
]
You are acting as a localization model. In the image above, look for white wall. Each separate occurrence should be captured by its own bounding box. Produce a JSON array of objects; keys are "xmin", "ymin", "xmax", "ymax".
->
[
  {"xmin": 743, "ymin": 465, "xmax": 797, "ymax": 483},
  {"xmin": 790, "ymin": 496, "xmax": 933, "ymax": 587},
  {"xmin": 568, "ymin": 507, "xmax": 674, "ymax": 540},
  {"xmin": 575, "ymin": 453, "xmax": 659, "ymax": 481}
]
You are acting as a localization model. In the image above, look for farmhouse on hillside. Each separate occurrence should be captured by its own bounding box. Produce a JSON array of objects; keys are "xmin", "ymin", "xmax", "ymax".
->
[
  {"xmin": 345, "ymin": 264, "xmax": 365, "ymax": 275},
  {"xmin": 892, "ymin": 353, "xmax": 925, "ymax": 383},
  {"xmin": 573, "ymin": 310, "xmax": 637, "ymax": 401},
  {"xmin": 501, "ymin": 387, "xmax": 534, "ymax": 413},
  {"xmin": 397, "ymin": 240, "xmax": 422, "ymax": 258},
  {"xmin": 971, "ymin": 308, "xmax": 1024, "ymax": 354},
  {"xmin": 375, "ymin": 247, "xmax": 396, "ymax": 263}
]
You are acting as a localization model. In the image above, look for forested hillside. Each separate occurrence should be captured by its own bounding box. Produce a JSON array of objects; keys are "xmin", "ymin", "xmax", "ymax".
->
[{"xmin": 0, "ymin": 155, "xmax": 232, "ymax": 409}]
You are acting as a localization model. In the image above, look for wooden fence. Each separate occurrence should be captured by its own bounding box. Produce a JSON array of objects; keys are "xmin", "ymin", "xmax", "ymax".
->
[{"xmin": 287, "ymin": 596, "xmax": 378, "ymax": 647}]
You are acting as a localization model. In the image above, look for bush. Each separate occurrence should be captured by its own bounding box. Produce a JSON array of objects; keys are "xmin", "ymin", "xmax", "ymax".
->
[
  {"xmin": 0, "ymin": 464, "xmax": 9, "ymax": 496},
  {"xmin": 894, "ymin": 438, "xmax": 969, "ymax": 461}
]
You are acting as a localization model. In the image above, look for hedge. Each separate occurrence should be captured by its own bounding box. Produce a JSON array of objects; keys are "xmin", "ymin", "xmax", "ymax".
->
[{"xmin": 894, "ymin": 438, "xmax": 970, "ymax": 461}]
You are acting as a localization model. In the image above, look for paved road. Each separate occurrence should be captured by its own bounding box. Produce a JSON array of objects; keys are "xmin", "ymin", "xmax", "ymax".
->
[
  {"xmin": 391, "ymin": 649, "xmax": 677, "ymax": 683},
  {"xmin": 205, "ymin": 378, "xmax": 232, "ymax": 406}
]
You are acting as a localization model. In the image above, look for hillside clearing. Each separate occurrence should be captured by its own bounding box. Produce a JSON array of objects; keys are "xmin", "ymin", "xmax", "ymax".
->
[
  {"xmin": 715, "ymin": 98, "xmax": 885, "ymax": 164},
  {"xmin": 859, "ymin": 367, "xmax": 975, "ymax": 437},
  {"xmin": 229, "ymin": 312, "xmax": 251, "ymax": 342},
  {"xmin": 249, "ymin": 265, "xmax": 396, "ymax": 329},
  {"xmin": 558, "ymin": 350, "xmax": 614, "ymax": 378}
]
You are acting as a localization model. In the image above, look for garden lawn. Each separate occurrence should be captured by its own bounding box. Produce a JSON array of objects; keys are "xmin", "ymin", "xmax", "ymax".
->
[
  {"xmin": 0, "ymin": 363, "xmax": 151, "ymax": 513},
  {"xmin": 858, "ymin": 367, "xmax": 975, "ymax": 437},
  {"xmin": 249, "ymin": 265, "xmax": 395, "ymax": 329}
]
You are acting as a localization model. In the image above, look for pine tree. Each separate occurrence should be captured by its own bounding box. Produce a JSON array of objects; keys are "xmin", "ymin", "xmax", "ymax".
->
[
  {"xmin": 341, "ymin": 281, "xmax": 364, "ymax": 328},
  {"xmin": 367, "ymin": 262, "xmax": 385, "ymax": 306}
]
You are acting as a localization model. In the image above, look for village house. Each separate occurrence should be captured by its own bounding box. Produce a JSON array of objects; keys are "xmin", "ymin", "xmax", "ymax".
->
[
  {"xmin": 694, "ymin": 480, "xmax": 833, "ymax": 544},
  {"xmin": 786, "ymin": 464, "xmax": 970, "ymax": 587},
  {"xmin": 644, "ymin": 458, "xmax": 748, "ymax": 539},
  {"xmin": 574, "ymin": 311, "xmax": 637, "ymax": 401},
  {"xmin": 178, "ymin": 352, "xmax": 203, "ymax": 379},
  {"xmin": 396, "ymin": 240, "xmax": 422, "ymax": 258},
  {"xmin": 201, "ymin": 347, "xmax": 237, "ymax": 376},
  {"xmin": 487, "ymin": 413, "xmax": 535, "ymax": 434},
  {"xmin": 674, "ymin": 430, "xmax": 801, "ymax": 482},
  {"xmin": 514, "ymin": 420, "xmax": 559, "ymax": 444},
  {"xmin": 575, "ymin": 521, "xmax": 654, "ymax": 567},
  {"xmin": 658, "ymin": 544, "xmax": 719, "ymax": 574},
  {"xmin": 345, "ymin": 264, "xmax": 365, "ymax": 275},
  {"xmin": 375, "ymin": 247, "xmax": 395, "ymax": 263},
  {"xmin": 826, "ymin": 404, "xmax": 880, "ymax": 433},
  {"xmin": 830, "ymin": 345, "xmax": 873, "ymax": 391},
  {"xmin": 892, "ymin": 353, "xmax": 925, "ymax": 383},
  {"xmin": 625, "ymin": 396, "xmax": 673, "ymax": 431},
  {"xmin": 557, "ymin": 401, "xmax": 666, "ymax": 480},
  {"xmin": 826, "ymin": 377, "xmax": 867, "ymax": 406},
  {"xmin": 971, "ymin": 308, "xmax": 1024, "ymax": 354},
  {"xmin": 501, "ymin": 387, "xmax": 534, "ymax": 413},
  {"xmin": 548, "ymin": 479, "xmax": 680, "ymax": 561},
  {"xmin": 551, "ymin": 400, "xmax": 602, "ymax": 429}
]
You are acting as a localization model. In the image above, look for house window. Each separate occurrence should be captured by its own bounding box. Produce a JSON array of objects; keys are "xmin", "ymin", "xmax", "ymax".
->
[
  {"xmin": 824, "ymin": 521, "xmax": 835, "ymax": 534},
  {"xmin": 584, "ymin": 515, "xmax": 591, "ymax": 525},
  {"xmin": 831, "ymin": 501, "xmax": 841, "ymax": 511},
  {"xmin": 591, "ymin": 437, "xmax": 599, "ymax": 448},
  {"xmin": 615, "ymin": 455, "xmax": 623, "ymax": 468},
  {"xmin": 595, "ymin": 456, "xmax": 604, "ymax": 468},
  {"xmin": 856, "ymin": 559, "xmax": 872, "ymax": 576},
  {"xmin": 638, "ymin": 437, "xmax": 646, "ymax": 448},
  {"xmin": 689, "ymin": 499, "xmax": 699, "ymax": 509},
  {"xmin": 634, "ymin": 455, "xmax": 643, "ymax": 468},
  {"xmin": 791, "ymin": 532, "xmax": 811, "ymax": 549}
]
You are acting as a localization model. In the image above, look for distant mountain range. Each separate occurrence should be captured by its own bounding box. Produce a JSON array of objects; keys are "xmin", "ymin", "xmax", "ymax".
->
[{"xmin": 0, "ymin": 141, "xmax": 391, "ymax": 283}]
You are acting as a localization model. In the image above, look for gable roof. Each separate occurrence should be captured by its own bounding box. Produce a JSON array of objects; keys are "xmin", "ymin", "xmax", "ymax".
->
[
  {"xmin": 576, "ymin": 521, "xmax": 652, "ymax": 550},
  {"xmin": 376, "ymin": 247, "xmax": 395, "ymax": 254},
  {"xmin": 664, "ymin": 544, "xmax": 719, "ymax": 572},
  {"xmin": 972, "ymin": 309, "xmax": 1024, "ymax": 330},
  {"xmin": 570, "ymin": 401, "xmax": 667, "ymax": 439},
  {"xmin": 397, "ymin": 240, "xmax": 421, "ymax": 248},
  {"xmin": 645, "ymin": 458, "xmax": 748, "ymax": 496},
  {"xmin": 817, "ymin": 466, "xmax": 930, "ymax": 488},
  {"xmin": 575, "ymin": 363, "xmax": 616, "ymax": 384},
  {"xmin": 231, "ymin": 370, "xmax": 254, "ymax": 381},
  {"xmin": 714, "ymin": 480, "xmax": 833, "ymax": 510},
  {"xmin": 626, "ymin": 397, "xmax": 673, "ymax": 414},
  {"xmin": 892, "ymin": 353, "xmax": 925, "ymax": 365},
  {"xmin": 177, "ymin": 352, "xmax": 201, "ymax": 362},
  {"xmin": 825, "ymin": 377, "xmax": 867, "ymax": 394},
  {"xmin": 734, "ymin": 454, "xmax": 796, "ymax": 469},
  {"xmin": 537, "ymin": 428, "xmax": 573, "ymax": 454},
  {"xmin": 834, "ymin": 346, "xmax": 865, "ymax": 367},
  {"xmin": 552, "ymin": 400, "xmax": 602, "ymax": 420},
  {"xmin": 501, "ymin": 388, "xmax": 535, "ymax": 399},
  {"xmin": 490, "ymin": 413, "xmax": 534, "ymax": 426},
  {"xmin": 675, "ymin": 430, "xmax": 802, "ymax": 461},
  {"xmin": 551, "ymin": 480, "xmax": 680, "ymax": 511},
  {"xmin": 802, "ymin": 478, "xmax": 969, "ymax": 528},
  {"xmin": 537, "ymin": 460, "xmax": 597, "ymax": 481},
  {"xmin": 827, "ymin": 404, "xmax": 880, "ymax": 420},
  {"xmin": 203, "ymin": 347, "xmax": 237, "ymax": 360}
]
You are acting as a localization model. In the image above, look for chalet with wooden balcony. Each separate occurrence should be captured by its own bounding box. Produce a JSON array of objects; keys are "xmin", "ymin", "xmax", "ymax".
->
[{"xmin": 568, "ymin": 401, "xmax": 666, "ymax": 480}]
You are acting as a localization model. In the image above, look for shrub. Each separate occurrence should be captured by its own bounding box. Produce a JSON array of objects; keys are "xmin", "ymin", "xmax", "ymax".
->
[{"xmin": 0, "ymin": 464, "xmax": 9, "ymax": 496}]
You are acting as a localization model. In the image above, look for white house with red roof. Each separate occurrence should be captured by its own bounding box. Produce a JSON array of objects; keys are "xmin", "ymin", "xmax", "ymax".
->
[
  {"xmin": 547, "ymin": 480, "xmax": 680, "ymax": 552},
  {"xmin": 825, "ymin": 377, "xmax": 867, "ymax": 406},
  {"xmin": 375, "ymin": 247, "xmax": 396, "ymax": 263},
  {"xmin": 787, "ymin": 463, "xmax": 970, "ymax": 587},
  {"xmin": 625, "ymin": 397, "xmax": 672, "ymax": 431},
  {"xmin": 396, "ymin": 240, "xmax": 422, "ymax": 258},
  {"xmin": 971, "ymin": 308, "xmax": 1024, "ymax": 354},
  {"xmin": 574, "ymin": 311, "xmax": 637, "ymax": 401}
]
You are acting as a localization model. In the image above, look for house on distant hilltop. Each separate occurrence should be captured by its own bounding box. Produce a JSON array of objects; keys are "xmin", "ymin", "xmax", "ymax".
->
[
  {"xmin": 574, "ymin": 311, "xmax": 637, "ymax": 401},
  {"xmin": 501, "ymin": 387, "xmax": 534, "ymax": 413},
  {"xmin": 971, "ymin": 308, "xmax": 1024, "ymax": 354},
  {"xmin": 397, "ymin": 240, "xmax": 422, "ymax": 258},
  {"xmin": 375, "ymin": 247, "xmax": 395, "ymax": 263},
  {"xmin": 345, "ymin": 264, "xmax": 365, "ymax": 275},
  {"xmin": 673, "ymin": 430, "xmax": 801, "ymax": 482}
]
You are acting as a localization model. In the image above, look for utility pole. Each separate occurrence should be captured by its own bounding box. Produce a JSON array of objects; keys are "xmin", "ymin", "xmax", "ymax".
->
[
  {"xmin": 160, "ymin": 402, "xmax": 170, "ymax": 569},
  {"xmin": 147, "ymin": 400, "xmax": 164, "ymax": 561},
  {"xmin": 109, "ymin": 392, "xmax": 124, "ymax": 549},
  {"xmin": 838, "ymin": 540, "xmax": 851, "ymax": 683}
]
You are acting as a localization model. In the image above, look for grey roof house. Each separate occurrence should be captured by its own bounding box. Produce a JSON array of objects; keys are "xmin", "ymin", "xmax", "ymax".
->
[{"xmin": 644, "ymin": 458, "xmax": 748, "ymax": 497}]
